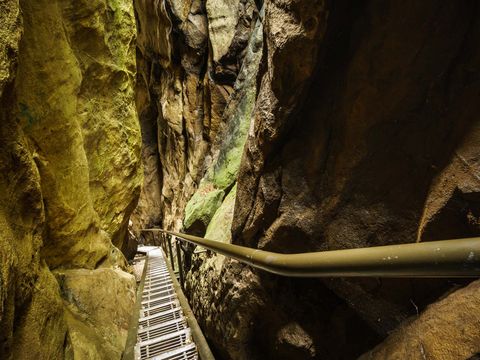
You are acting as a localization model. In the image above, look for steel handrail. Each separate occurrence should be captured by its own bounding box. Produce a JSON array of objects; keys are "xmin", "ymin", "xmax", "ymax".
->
[{"xmin": 142, "ymin": 229, "xmax": 480, "ymax": 278}]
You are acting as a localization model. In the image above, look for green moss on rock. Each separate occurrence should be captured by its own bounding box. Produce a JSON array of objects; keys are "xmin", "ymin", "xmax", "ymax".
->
[
  {"xmin": 0, "ymin": 0, "xmax": 140, "ymax": 358},
  {"xmin": 184, "ymin": 184, "xmax": 225, "ymax": 231},
  {"xmin": 205, "ymin": 184, "xmax": 237, "ymax": 243}
]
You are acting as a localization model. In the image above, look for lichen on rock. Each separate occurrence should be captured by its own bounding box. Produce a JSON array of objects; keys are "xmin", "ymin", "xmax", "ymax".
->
[
  {"xmin": 184, "ymin": 185, "xmax": 225, "ymax": 233},
  {"xmin": 205, "ymin": 184, "xmax": 237, "ymax": 243}
]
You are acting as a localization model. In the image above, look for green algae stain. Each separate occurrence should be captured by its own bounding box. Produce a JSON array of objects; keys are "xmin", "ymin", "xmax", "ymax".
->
[
  {"xmin": 211, "ymin": 86, "xmax": 256, "ymax": 189},
  {"xmin": 18, "ymin": 103, "xmax": 37, "ymax": 127},
  {"xmin": 205, "ymin": 184, "xmax": 237, "ymax": 243},
  {"xmin": 184, "ymin": 185, "xmax": 225, "ymax": 230}
]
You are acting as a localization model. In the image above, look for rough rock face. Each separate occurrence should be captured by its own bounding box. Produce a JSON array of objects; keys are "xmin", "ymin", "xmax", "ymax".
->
[
  {"xmin": 132, "ymin": 0, "xmax": 258, "ymax": 236},
  {"xmin": 359, "ymin": 280, "xmax": 480, "ymax": 360},
  {"xmin": 136, "ymin": 0, "xmax": 480, "ymax": 359},
  {"xmin": 58, "ymin": 269, "xmax": 136, "ymax": 359},
  {"xmin": 0, "ymin": 0, "xmax": 141, "ymax": 358}
]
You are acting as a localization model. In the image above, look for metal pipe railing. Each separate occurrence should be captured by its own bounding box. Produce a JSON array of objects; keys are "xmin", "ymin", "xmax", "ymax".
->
[{"xmin": 142, "ymin": 229, "xmax": 480, "ymax": 278}]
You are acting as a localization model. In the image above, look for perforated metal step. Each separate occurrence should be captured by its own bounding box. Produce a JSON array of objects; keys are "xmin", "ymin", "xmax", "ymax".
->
[{"xmin": 135, "ymin": 247, "xmax": 199, "ymax": 360}]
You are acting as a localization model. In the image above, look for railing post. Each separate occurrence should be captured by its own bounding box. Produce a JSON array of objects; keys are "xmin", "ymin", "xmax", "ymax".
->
[
  {"xmin": 167, "ymin": 234, "xmax": 175, "ymax": 270},
  {"xmin": 175, "ymin": 239, "xmax": 185, "ymax": 290},
  {"xmin": 160, "ymin": 232, "xmax": 166, "ymax": 256}
]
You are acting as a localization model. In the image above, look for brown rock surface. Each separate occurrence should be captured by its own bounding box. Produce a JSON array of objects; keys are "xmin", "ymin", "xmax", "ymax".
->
[
  {"xmin": 360, "ymin": 280, "xmax": 480, "ymax": 360},
  {"xmin": 234, "ymin": 1, "xmax": 480, "ymax": 358}
]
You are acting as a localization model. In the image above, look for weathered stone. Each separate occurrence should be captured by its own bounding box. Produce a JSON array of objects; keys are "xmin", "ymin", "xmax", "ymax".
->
[
  {"xmin": 206, "ymin": 0, "xmax": 240, "ymax": 62},
  {"xmin": 62, "ymin": 0, "xmax": 142, "ymax": 253},
  {"xmin": 205, "ymin": 184, "xmax": 237, "ymax": 243},
  {"xmin": 132, "ymin": 0, "xmax": 259, "ymax": 235},
  {"xmin": 360, "ymin": 280, "xmax": 480, "ymax": 360},
  {"xmin": 130, "ymin": 55, "xmax": 163, "ymax": 241},
  {"xmin": 182, "ymin": 14, "xmax": 263, "ymax": 235},
  {"xmin": 16, "ymin": 0, "xmax": 141, "ymax": 268},
  {"xmin": 0, "ymin": 2, "xmax": 68, "ymax": 358},
  {"xmin": 57, "ymin": 268, "xmax": 136, "ymax": 360},
  {"xmin": 10, "ymin": 267, "xmax": 67, "ymax": 359},
  {"xmin": 185, "ymin": 258, "xmax": 264, "ymax": 359},
  {"xmin": 0, "ymin": 0, "xmax": 21, "ymax": 97},
  {"xmin": 184, "ymin": 184, "xmax": 225, "ymax": 233},
  {"xmin": 230, "ymin": 1, "xmax": 480, "ymax": 358},
  {"xmin": 276, "ymin": 322, "xmax": 316, "ymax": 359}
]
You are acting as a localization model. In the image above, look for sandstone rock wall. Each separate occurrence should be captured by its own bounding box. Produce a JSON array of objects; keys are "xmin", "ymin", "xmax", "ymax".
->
[
  {"xmin": 0, "ymin": 0, "xmax": 141, "ymax": 358},
  {"xmin": 132, "ymin": 0, "xmax": 258, "ymax": 237},
  {"xmin": 136, "ymin": 0, "xmax": 480, "ymax": 359}
]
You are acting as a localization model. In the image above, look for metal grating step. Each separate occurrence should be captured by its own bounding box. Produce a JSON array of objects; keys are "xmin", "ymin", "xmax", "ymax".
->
[
  {"xmin": 145, "ymin": 275, "xmax": 172, "ymax": 282},
  {"xmin": 142, "ymin": 294, "xmax": 177, "ymax": 308},
  {"xmin": 139, "ymin": 329, "xmax": 191, "ymax": 347},
  {"xmin": 140, "ymin": 307, "xmax": 183, "ymax": 322},
  {"xmin": 139, "ymin": 308, "xmax": 183, "ymax": 328},
  {"xmin": 143, "ymin": 284, "xmax": 175, "ymax": 293},
  {"xmin": 138, "ymin": 318, "xmax": 188, "ymax": 342},
  {"xmin": 141, "ymin": 301, "xmax": 180, "ymax": 318},
  {"xmin": 142, "ymin": 289, "xmax": 176, "ymax": 302},
  {"xmin": 152, "ymin": 343, "xmax": 198, "ymax": 360},
  {"xmin": 140, "ymin": 330, "xmax": 191, "ymax": 359}
]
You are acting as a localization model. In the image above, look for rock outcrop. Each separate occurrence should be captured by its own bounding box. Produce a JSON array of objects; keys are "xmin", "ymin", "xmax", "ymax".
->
[
  {"xmin": 58, "ymin": 268, "xmax": 136, "ymax": 359},
  {"xmin": 0, "ymin": 0, "xmax": 141, "ymax": 358},
  {"xmin": 232, "ymin": 2, "xmax": 480, "ymax": 357}
]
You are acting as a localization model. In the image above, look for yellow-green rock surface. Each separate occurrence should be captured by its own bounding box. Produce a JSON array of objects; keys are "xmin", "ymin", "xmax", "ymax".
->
[
  {"xmin": 57, "ymin": 268, "xmax": 136, "ymax": 360},
  {"xmin": 0, "ymin": 0, "xmax": 141, "ymax": 358}
]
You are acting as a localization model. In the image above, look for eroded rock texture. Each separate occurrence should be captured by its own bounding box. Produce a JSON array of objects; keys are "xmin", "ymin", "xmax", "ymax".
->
[
  {"xmin": 360, "ymin": 280, "xmax": 480, "ymax": 360},
  {"xmin": 0, "ymin": 0, "xmax": 141, "ymax": 358},
  {"xmin": 136, "ymin": 0, "xmax": 480, "ymax": 359},
  {"xmin": 132, "ymin": 0, "xmax": 259, "ymax": 236}
]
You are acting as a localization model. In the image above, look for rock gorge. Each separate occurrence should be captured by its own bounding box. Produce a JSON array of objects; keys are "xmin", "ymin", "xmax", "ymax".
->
[{"xmin": 1, "ymin": 0, "xmax": 480, "ymax": 359}]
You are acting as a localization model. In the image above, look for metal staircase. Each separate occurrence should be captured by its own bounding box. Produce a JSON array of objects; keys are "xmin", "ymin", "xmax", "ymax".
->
[{"xmin": 135, "ymin": 247, "xmax": 198, "ymax": 360}]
